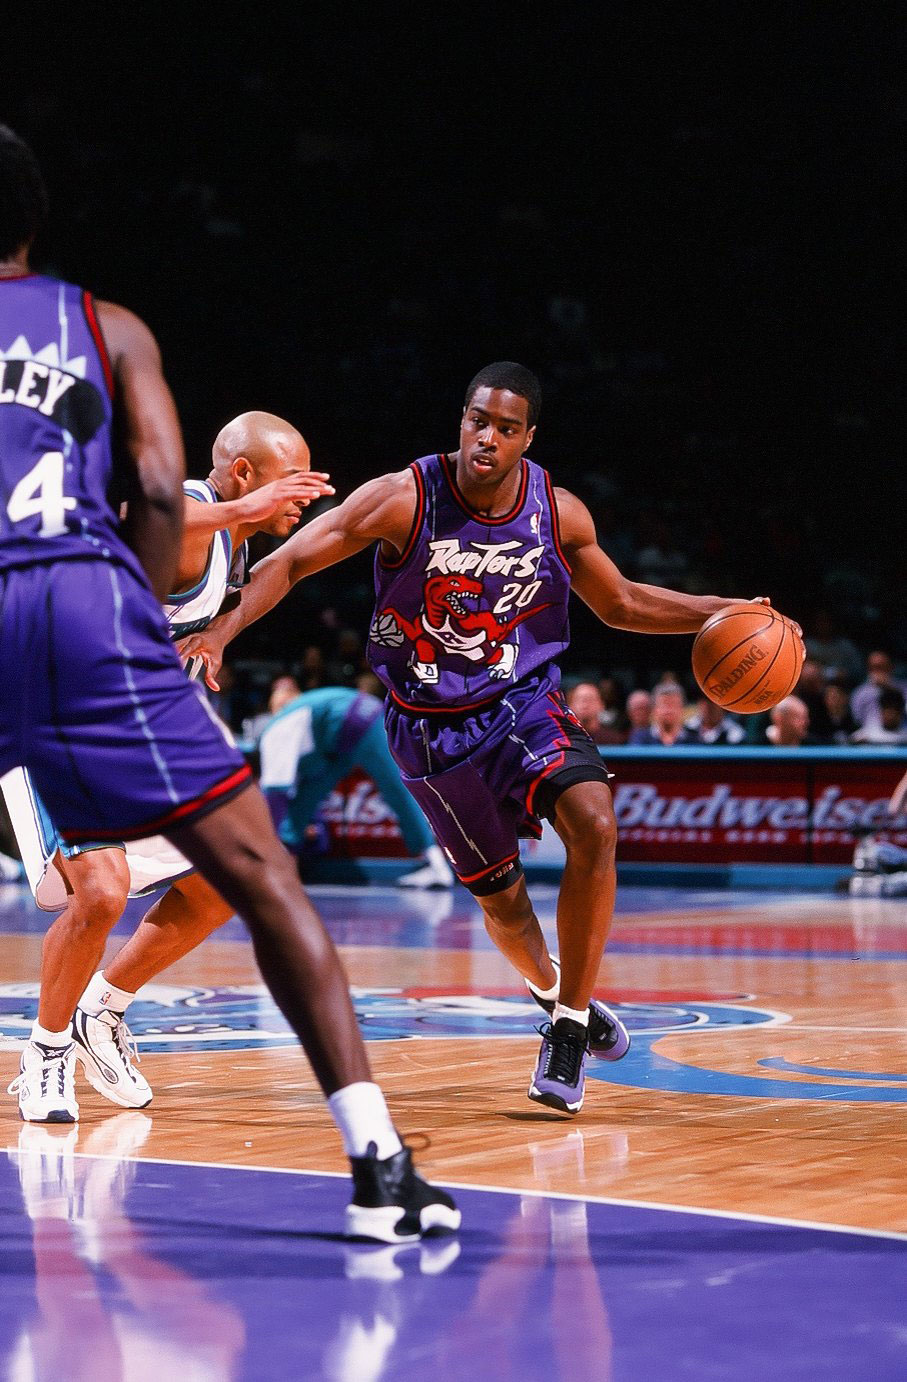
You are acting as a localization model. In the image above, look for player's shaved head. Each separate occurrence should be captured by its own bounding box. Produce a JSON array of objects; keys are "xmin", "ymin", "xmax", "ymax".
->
[{"xmin": 212, "ymin": 411, "xmax": 310, "ymax": 480}]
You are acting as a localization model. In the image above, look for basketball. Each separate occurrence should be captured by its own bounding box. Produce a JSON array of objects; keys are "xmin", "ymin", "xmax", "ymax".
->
[{"xmin": 692, "ymin": 603, "xmax": 804, "ymax": 713}]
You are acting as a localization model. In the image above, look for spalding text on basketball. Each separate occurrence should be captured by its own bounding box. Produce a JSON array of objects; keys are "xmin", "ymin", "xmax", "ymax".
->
[{"xmin": 708, "ymin": 642, "xmax": 767, "ymax": 698}]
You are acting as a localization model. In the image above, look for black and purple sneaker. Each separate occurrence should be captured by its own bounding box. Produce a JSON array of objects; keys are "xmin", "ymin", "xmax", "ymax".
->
[
  {"xmin": 526, "ymin": 958, "xmax": 631, "ymax": 1061},
  {"xmin": 528, "ymin": 1017, "xmax": 589, "ymax": 1114}
]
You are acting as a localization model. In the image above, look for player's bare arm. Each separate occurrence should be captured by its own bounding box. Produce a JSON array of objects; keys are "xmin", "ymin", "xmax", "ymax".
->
[
  {"xmin": 556, "ymin": 488, "xmax": 770, "ymax": 633},
  {"xmin": 177, "ymin": 469, "xmax": 416, "ymax": 687},
  {"xmin": 98, "ymin": 300, "xmax": 185, "ymax": 601},
  {"xmin": 175, "ymin": 472, "xmax": 335, "ymax": 593}
]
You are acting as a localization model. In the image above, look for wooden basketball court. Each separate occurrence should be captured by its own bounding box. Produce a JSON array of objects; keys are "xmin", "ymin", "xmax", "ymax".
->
[{"xmin": 1, "ymin": 877, "xmax": 905, "ymax": 1377}]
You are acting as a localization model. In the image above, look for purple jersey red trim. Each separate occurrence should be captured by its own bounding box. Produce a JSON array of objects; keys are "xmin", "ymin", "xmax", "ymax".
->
[
  {"xmin": 60, "ymin": 763, "xmax": 253, "ymax": 844},
  {"xmin": 377, "ymin": 462, "xmax": 426, "ymax": 570},
  {"xmin": 81, "ymin": 291, "xmax": 114, "ymax": 398},
  {"xmin": 439, "ymin": 452, "xmax": 529, "ymax": 526},
  {"xmin": 370, "ymin": 453, "xmax": 571, "ymax": 712}
]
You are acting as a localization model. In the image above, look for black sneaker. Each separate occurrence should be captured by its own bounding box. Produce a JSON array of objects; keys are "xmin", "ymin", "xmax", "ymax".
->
[
  {"xmin": 526, "ymin": 957, "xmax": 631, "ymax": 1061},
  {"xmin": 528, "ymin": 1017, "xmax": 589, "ymax": 1113},
  {"xmin": 346, "ymin": 1143, "xmax": 461, "ymax": 1243}
]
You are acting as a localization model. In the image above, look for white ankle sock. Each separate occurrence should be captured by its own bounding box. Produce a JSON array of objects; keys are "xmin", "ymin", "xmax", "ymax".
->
[
  {"xmin": 553, "ymin": 1002, "xmax": 589, "ymax": 1028},
  {"xmin": 527, "ymin": 955, "xmax": 560, "ymax": 1003},
  {"xmin": 79, "ymin": 971, "xmax": 135, "ymax": 1016},
  {"xmin": 328, "ymin": 1082, "xmax": 403, "ymax": 1160},
  {"xmin": 30, "ymin": 1021, "xmax": 71, "ymax": 1048}
]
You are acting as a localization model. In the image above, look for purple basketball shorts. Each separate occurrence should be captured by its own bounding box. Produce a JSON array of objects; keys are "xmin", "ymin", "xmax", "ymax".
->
[
  {"xmin": 0, "ymin": 559, "xmax": 251, "ymax": 843},
  {"xmin": 384, "ymin": 669, "xmax": 612, "ymax": 895}
]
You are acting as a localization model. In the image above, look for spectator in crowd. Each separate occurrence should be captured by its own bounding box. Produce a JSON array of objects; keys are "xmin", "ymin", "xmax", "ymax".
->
[
  {"xmin": 625, "ymin": 689, "xmax": 652, "ymax": 737},
  {"xmin": 803, "ymin": 607, "xmax": 864, "ymax": 685},
  {"xmin": 628, "ymin": 683, "xmax": 699, "ymax": 746},
  {"xmin": 823, "ymin": 677, "xmax": 859, "ymax": 744},
  {"xmin": 257, "ymin": 686, "xmax": 454, "ymax": 887},
  {"xmin": 851, "ymin": 687, "xmax": 907, "ymax": 745},
  {"xmin": 686, "ymin": 695, "xmax": 746, "ymax": 745},
  {"xmin": 298, "ymin": 645, "xmax": 326, "ymax": 690},
  {"xmin": 566, "ymin": 682, "xmax": 626, "ymax": 746},
  {"xmin": 794, "ymin": 659, "xmax": 835, "ymax": 742},
  {"xmin": 765, "ymin": 696, "xmax": 816, "ymax": 747},
  {"xmin": 597, "ymin": 675, "xmax": 628, "ymax": 739},
  {"xmin": 355, "ymin": 670, "xmax": 385, "ymax": 698},
  {"xmin": 268, "ymin": 674, "xmax": 302, "ymax": 714},
  {"xmin": 851, "ymin": 651, "xmax": 907, "ymax": 729},
  {"xmin": 240, "ymin": 672, "xmax": 302, "ymax": 742}
]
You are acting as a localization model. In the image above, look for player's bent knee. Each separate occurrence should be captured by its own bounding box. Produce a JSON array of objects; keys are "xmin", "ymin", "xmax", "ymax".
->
[
  {"xmin": 66, "ymin": 852, "xmax": 130, "ymax": 928},
  {"xmin": 554, "ymin": 788, "xmax": 617, "ymax": 865}
]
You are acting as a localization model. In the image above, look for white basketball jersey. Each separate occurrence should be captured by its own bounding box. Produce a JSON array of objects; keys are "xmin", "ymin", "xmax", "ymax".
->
[{"xmin": 164, "ymin": 479, "xmax": 248, "ymax": 638}]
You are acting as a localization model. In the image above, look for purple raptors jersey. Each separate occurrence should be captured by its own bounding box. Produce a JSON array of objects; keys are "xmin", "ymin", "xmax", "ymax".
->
[
  {"xmin": 0, "ymin": 274, "xmax": 142, "ymax": 580},
  {"xmin": 369, "ymin": 453, "xmax": 571, "ymax": 711}
]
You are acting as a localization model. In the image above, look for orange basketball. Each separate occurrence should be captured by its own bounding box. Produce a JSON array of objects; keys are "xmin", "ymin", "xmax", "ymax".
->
[{"xmin": 692, "ymin": 604, "xmax": 804, "ymax": 714}]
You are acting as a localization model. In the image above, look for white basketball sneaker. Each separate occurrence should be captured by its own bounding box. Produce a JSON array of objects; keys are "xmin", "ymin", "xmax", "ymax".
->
[
  {"xmin": 71, "ymin": 1007, "xmax": 152, "ymax": 1109},
  {"xmin": 8, "ymin": 1041, "xmax": 79, "ymax": 1123}
]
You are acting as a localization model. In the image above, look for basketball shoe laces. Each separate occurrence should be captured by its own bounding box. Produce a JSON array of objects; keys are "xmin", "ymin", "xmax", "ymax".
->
[
  {"xmin": 540, "ymin": 1023, "xmax": 587, "ymax": 1084},
  {"xmin": 7, "ymin": 1044, "xmax": 70, "ymax": 1100},
  {"xmin": 98, "ymin": 1011, "xmax": 141, "ymax": 1070}
]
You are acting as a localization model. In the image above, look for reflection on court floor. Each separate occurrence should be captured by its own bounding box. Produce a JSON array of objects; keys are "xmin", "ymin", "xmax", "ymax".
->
[{"xmin": 1, "ymin": 880, "xmax": 906, "ymax": 1378}]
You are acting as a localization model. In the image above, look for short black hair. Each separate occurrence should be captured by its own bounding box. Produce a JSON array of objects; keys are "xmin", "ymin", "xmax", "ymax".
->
[
  {"xmin": 464, "ymin": 361, "xmax": 542, "ymax": 429},
  {"xmin": 0, "ymin": 125, "xmax": 48, "ymax": 260}
]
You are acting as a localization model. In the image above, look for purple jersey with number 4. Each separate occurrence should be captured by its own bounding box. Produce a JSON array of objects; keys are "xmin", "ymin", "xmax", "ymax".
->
[
  {"xmin": 0, "ymin": 274, "xmax": 145, "ymax": 580},
  {"xmin": 369, "ymin": 453, "xmax": 571, "ymax": 711},
  {"xmin": 0, "ymin": 274, "xmax": 251, "ymax": 841}
]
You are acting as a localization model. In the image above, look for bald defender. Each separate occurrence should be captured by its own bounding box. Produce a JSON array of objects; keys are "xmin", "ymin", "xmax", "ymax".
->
[{"xmin": 5, "ymin": 413, "xmax": 333, "ymax": 1118}]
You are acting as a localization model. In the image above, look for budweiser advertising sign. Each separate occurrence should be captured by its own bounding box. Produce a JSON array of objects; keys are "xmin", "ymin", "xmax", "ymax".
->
[
  {"xmin": 611, "ymin": 756, "xmax": 907, "ymax": 864},
  {"xmin": 314, "ymin": 755, "xmax": 907, "ymax": 867}
]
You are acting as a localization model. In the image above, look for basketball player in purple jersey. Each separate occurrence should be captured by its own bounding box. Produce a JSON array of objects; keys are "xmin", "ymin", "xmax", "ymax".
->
[
  {"xmin": 0, "ymin": 125, "xmax": 458, "ymax": 1241},
  {"xmin": 184, "ymin": 362, "xmax": 771, "ymax": 1114}
]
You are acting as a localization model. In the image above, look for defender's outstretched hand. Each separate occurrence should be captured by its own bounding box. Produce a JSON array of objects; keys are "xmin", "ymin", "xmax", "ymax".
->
[
  {"xmin": 237, "ymin": 472, "xmax": 334, "ymax": 523},
  {"xmin": 175, "ymin": 630, "xmax": 227, "ymax": 690}
]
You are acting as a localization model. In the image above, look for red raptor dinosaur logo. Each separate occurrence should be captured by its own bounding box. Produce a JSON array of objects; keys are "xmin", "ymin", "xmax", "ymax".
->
[{"xmin": 371, "ymin": 573, "xmax": 551, "ymax": 684}]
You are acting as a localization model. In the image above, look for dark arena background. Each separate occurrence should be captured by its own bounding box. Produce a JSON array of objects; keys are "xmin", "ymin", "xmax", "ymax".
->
[{"xmin": 1, "ymin": 9, "xmax": 906, "ymax": 1381}]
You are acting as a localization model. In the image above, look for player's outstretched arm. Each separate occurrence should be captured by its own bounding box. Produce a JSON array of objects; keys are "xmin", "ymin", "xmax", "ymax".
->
[
  {"xmin": 557, "ymin": 488, "xmax": 768, "ymax": 633},
  {"xmin": 177, "ymin": 469, "xmax": 416, "ymax": 688},
  {"xmin": 182, "ymin": 472, "xmax": 336, "ymax": 541},
  {"xmin": 98, "ymin": 301, "xmax": 185, "ymax": 602}
]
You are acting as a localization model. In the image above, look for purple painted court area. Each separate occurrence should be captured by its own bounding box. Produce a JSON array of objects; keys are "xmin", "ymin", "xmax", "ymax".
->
[{"xmin": 1, "ymin": 1149, "xmax": 904, "ymax": 1381}]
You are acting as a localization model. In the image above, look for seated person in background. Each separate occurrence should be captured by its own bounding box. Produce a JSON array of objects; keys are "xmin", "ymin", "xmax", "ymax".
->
[
  {"xmin": 625, "ymin": 689, "xmax": 652, "ymax": 739},
  {"xmin": 627, "ymin": 683, "xmax": 700, "ymax": 747},
  {"xmin": 566, "ymin": 682, "xmax": 626, "ymax": 745},
  {"xmin": 793, "ymin": 659, "xmax": 835, "ymax": 741},
  {"xmin": 823, "ymin": 676, "xmax": 859, "ymax": 744},
  {"xmin": 355, "ymin": 670, "xmax": 386, "ymax": 699},
  {"xmin": 851, "ymin": 651, "xmax": 907, "ymax": 730},
  {"xmin": 764, "ymin": 695, "xmax": 817, "ymax": 747},
  {"xmin": 686, "ymin": 695, "xmax": 746, "ymax": 746},
  {"xmin": 851, "ymin": 687, "xmax": 907, "ymax": 745},
  {"xmin": 257, "ymin": 685, "xmax": 454, "ymax": 888},
  {"xmin": 241, "ymin": 673, "xmax": 302, "ymax": 742},
  {"xmin": 597, "ymin": 675, "xmax": 628, "ymax": 738}
]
